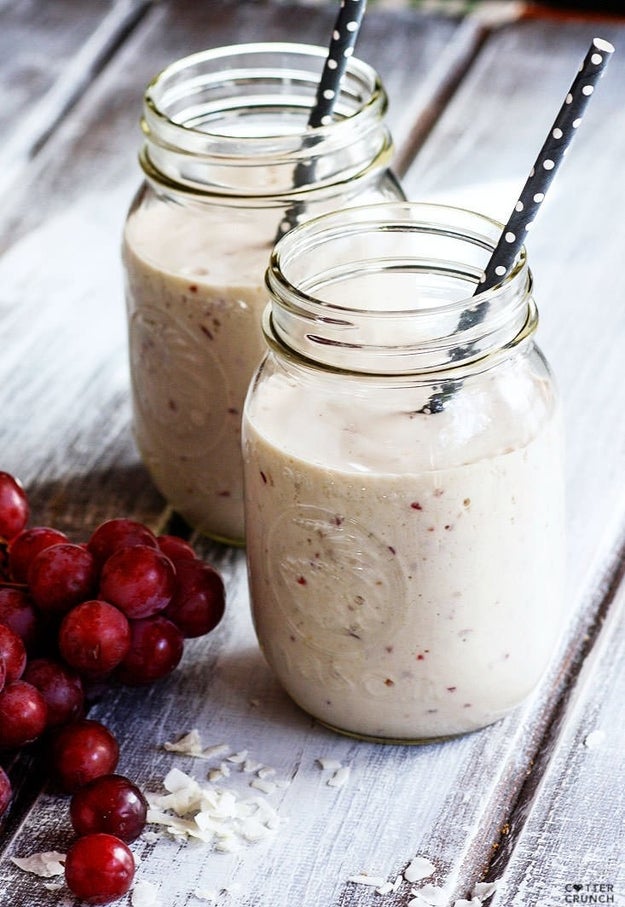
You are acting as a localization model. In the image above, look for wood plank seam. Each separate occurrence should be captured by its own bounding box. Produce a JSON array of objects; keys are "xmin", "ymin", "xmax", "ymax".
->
[
  {"xmin": 393, "ymin": 17, "xmax": 490, "ymax": 178},
  {"xmin": 0, "ymin": 0, "xmax": 151, "ymax": 200},
  {"xmin": 473, "ymin": 524, "xmax": 625, "ymax": 891}
]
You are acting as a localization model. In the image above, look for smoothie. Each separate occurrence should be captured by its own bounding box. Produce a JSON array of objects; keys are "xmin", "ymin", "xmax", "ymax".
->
[
  {"xmin": 243, "ymin": 369, "xmax": 565, "ymax": 741},
  {"xmin": 123, "ymin": 202, "xmax": 271, "ymax": 543}
]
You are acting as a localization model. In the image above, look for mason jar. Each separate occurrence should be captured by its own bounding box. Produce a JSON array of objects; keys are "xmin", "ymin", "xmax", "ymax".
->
[
  {"xmin": 242, "ymin": 202, "xmax": 566, "ymax": 743},
  {"xmin": 122, "ymin": 43, "xmax": 404, "ymax": 545}
]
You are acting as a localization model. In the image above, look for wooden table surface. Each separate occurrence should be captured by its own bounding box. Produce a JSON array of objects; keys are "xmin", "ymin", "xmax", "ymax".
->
[{"xmin": 1, "ymin": 1, "xmax": 624, "ymax": 905}]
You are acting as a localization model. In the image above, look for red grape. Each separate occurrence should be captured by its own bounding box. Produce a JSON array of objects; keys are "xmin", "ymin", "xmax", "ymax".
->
[
  {"xmin": 165, "ymin": 559, "xmax": 225, "ymax": 638},
  {"xmin": 49, "ymin": 719, "xmax": 119, "ymax": 792},
  {"xmin": 87, "ymin": 518, "xmax": 157, "ymax": 567},
  {"xmin": 0, "ymin": 472, "xmax": 29, "ymax": 542},
  {"xmin": 117, "ymin": 615, "xmax": 184, "ymax": 685},
  {"xmin": 59, "ymin": 600, "xmax": 130, "ymax": 677},
  {"xmin": 64, "ymin": 832, "xmax": 135, "ymax": 904},
  {"xmin": 0, "ymin": 765, "xmax": 11, "ymax": 817},
  {"xmin": 99, "ymin": 545, "xmax": 175, "ymax": 619},
  {"xmin": 0, "ymin": 680, "xmax": 47, "ymax": 749},
  {"xmin": 157, "ymin": 534, "xmax": 196, "ymax": 565},
  {"xmin": 23, "ymin": 657, "xmax": 84, "ymax": 728},
  {"xmin": 8, "ymin": 526, "xmax": 68, "ymax": 583},
  {"xmin": 28, "ymin": 543, "xmax": 98, "ymax": 615},
  {"xmin": 70, "ymin": 774, "xmax": 148, "ymax": 842},
  {"xmin": 0, "ymin": 623, "xmax": 27, "ymax": 682},
  {"xmin": 0, "ymin": 587, "xmax": 39, "ymax": 651}
]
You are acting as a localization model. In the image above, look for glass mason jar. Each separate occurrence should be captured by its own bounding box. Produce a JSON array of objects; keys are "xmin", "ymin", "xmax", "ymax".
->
[
  {"xmin": 242, "ymin": 202, "xmax": 566, "ymax": 743},
  {"xmin": 122, "ymin": 43, "xmax": 404, "ymax": 545}
]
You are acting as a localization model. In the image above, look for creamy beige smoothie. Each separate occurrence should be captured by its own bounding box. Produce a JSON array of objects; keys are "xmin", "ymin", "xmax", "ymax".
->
[
  {"xmin": 123, "ymin": 203, "xmax": 272, "ymax": 543},
  {"xmin": 243, "ymin": 370, "xmax": 565, "ymax": 741}
]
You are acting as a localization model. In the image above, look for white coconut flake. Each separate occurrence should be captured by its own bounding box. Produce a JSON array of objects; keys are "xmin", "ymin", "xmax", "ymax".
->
[
  {"xmin": 316, "ymin": 757, "xmax": 342, "ymax": 772},
  {"xmin": 257, "ymin": 766, "xmax": 276, "ymax": 779},
  {"xmin": 163, "ymin": 731, "xmax": 232, "ymax": 762},
  {"xmin": 163, "ymin": 729, "xmax": 204, "ymax": 755},
  {"xmin": 411, "ymin": 884, "xmax": 447, "ymax": 906},
  {"xmin": 472, "ymin": 880, "xmax": 499, "ymax": 900},
  {"xmin": 141, "ymin": 830, "xmax": 161, "ymax": 843},
  {"xmin": 146, "ymin": 766, "xmax": 286, "ymax": 852},
  {"xmin": 583, "ymin": 730, "xmax": 606, "ymax": 749},
  {"xmin": 242, "ymin": 759, "xmax": 263, "ymax": 773},
  {"xmin": 376, "ymin": 881, "xmax": 395, "ymax": 894},
  {"xmin": 219, "ymin": 762, "xmax": 231, "ymax": 777},
  {"xmin": 404, "ymin": 856, "xmax": 436, "ymax": 883},
  {"xmin": 131, "ymin": 879, "xmax": 161, "ymax": 907},
  {"xmin": 227, "ymin": 750, "xmax": 249, "ymax": 764},
  {"xmin": 11, "ymin": 851, "xmax": 66, "ymax": 878},
  {"xmin": 327, "ymin": 766, "xmax": 351, "ymax": 788},
  {"xmin": 43, "ymin": 880, "xmax": 65, "ymax": 892},
  {"xmin": 201, "ymin": 744, "xmax": 230, "ymax": 759},
  {"xmin": 454, "ymin": 899, "xmax": 482, "ymax": 906},
  {"xmin": 348, "ymin": 874, "xmax": 388, "ymax": 887},
  {"xmin": 250, "ymin": 778, "xmax": 277, "ymax": 795}
]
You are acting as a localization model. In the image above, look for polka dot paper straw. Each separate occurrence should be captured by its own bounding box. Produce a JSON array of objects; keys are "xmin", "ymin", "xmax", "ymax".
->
[
  {"xmin": 478, "ymin": 37, "xmax": 615, "ymax": 293},
  {"xmin": 309, "ymin": 0, "xmax": 368, "ymax": 128},
  {"xmin": 277, "ymin": 1, "xmax": 367, "ymax": 237}
]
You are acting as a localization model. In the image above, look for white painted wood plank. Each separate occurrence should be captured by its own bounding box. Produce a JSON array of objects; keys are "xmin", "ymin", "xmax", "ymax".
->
[
  {"xmin": 1, "ymin": 5, "xmax": 624, "ymax": 907},
  {"xmin": 485, "ymin": 561, "xmax": 625, "ymax": 905},
  {"xmin": 402, "ymin": 16, "xmax": 625, "ymax": 633},
  {"xmin": 0, "ymin": 0, "xmax": 148, "ymax": 194}
]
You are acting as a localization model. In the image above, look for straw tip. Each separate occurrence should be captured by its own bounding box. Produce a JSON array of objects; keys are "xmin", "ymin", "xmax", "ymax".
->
[{"xmin": 593, "ymin": 37, "xmax": 615, "ymax": 55}]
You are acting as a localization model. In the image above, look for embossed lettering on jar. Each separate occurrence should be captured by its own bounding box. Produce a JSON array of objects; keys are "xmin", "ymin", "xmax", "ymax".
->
[
  {"xmin": 242, "ymin": 202, "xmax": 566, "ymax": 743},
  {"xmin": 122, "ymin": 43, "xmax": 404, "ymax": 545}
]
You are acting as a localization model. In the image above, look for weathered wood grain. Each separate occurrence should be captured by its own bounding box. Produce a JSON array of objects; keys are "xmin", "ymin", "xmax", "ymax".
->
[
  {"xmin": 1, "ymin": 3, "xmax": 624, "ymax": 906},
  {"xmin": 401, "ymin": 15, "xmax": 625, "ymax": 900},
  {"xmin": 487, "ymin": 547, "xmax": 625, "ymax": 906},
  {"xmin": 0, "ymin": 0, "xmax": 148, "ymax": 195}
]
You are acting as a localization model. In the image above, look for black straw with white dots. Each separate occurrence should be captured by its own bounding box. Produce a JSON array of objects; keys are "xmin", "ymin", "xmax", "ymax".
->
[
  {"xmin": 277, "ymin": 0, "xmax": 367, "ymax": 239},
  {"xmin": 478, "ymin": 37, "xmax": 615, "ymax": 294},
  {"xmin": 308, "ymin": 0, "xmax": 368, "ymax": 128},
  {"xmin": 420, "ymin": 37, "xmax": 615, "ymax": 415}
]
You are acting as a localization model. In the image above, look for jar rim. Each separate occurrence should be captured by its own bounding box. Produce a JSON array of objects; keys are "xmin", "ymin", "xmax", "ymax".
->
[
  {"xmin": 142, "ymin": 41, "xmax": 386, "ymax": 148},
  {"xmin": 267, "ymin": 201, "xmax": 529, "ymax": 318},
  {"xmin": 265, "ymin": 201, "xmax": 534, "ymax": 375}
]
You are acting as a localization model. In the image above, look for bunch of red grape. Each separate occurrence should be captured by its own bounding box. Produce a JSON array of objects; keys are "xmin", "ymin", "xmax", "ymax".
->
[{"xmin": 0, "ymin": 470, "xmax": 226, "ymax": 902}]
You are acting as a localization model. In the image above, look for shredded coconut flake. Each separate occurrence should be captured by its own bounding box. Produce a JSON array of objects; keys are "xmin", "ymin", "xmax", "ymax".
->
[
  {"xmin": 146, "ymin": 768, "xmax": 285, "ymax": 850},
  {"xmin": 376, "ymin": 881, "xmax": 395, "ymax": 895},
  {"xmin": 316, "ymin": 758, "xmax": 342, "ymax": 772},
  {"xmin": 242, "ymin": 759, "xmax": 263, "ymax": 773},
  {"xmin": 202, "ymin": 744, "xmax": 230, "ymax": 759},
  {"xmin": 11, "ymin": 851, "xmax": 66, "ymax": 878},
  {"xmin": 141, "ymin": 830, "xmax": 161, "ymax": 843},
  {"xmin": 327, "ymin": 766, "xmax": 351, "ymax": 788},
  {"xmin": 163, "ymin": 729, "xmax": 204, "ymax": 755},
  {"xmin": 411, "ymin": 884, "xmax": 447, "ymax": 906},
  {"xmin": 257, "ymin": 766, "xmax": 276, "ymax": 779},
  {"xmin": 250, "ymin": 778, "xmax": 277, "ymax": 795},
  {"xmin": 348, "ymin": 874, "xmax": 388, "ymax": 887},
  {"xmin": 227, "ymin": 750, "xmax": 248, "ymax": 764},
  {"xmin": 583, "ymin": 730, "xmax": 606, "ymax": 749},
  {"xmin": 472, "ymin": 880, "xmax": 499, "ymax": 900},
  {"xmin": 404, "ymin": 856, "xmax": 436, "ymax": 883},
  {"xmin": 131, "ymin": 879, "xmax": 161, "ymax": 907},
  {"xmin": 453, "ymin": 899, "xmax": 482, "ymax": 907}
]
